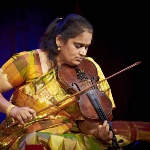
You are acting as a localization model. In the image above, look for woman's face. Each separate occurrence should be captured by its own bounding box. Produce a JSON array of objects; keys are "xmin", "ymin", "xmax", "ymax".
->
[{"xmin": 56, "ymin": 31, "xmax": 92, "ymax": 67}]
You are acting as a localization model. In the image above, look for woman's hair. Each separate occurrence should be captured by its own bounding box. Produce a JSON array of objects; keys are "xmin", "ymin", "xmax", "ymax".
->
[{"xmin": 39, "ymin": 13, "xmax": 93, "ymax": 66}]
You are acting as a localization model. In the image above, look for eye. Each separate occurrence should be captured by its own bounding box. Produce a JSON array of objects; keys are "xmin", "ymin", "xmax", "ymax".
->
[
  {"xmin": 74, "ymin": 43, "xmax": 90, "ymax": 50},
  {"xmin": 75, "ymin": 44, "xmax": 82, "ymax": 49}
]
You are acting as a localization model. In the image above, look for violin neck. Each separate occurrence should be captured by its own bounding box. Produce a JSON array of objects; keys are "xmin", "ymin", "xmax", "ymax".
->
[{"xmin": 86, "ymin": 92, "xmax": 120, "ymax": 150}]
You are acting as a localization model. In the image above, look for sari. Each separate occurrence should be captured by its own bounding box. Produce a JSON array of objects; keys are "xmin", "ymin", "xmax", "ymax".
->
[{"xmin": 0, "ymin": 50, "xmax": 129, "ymax": 150}]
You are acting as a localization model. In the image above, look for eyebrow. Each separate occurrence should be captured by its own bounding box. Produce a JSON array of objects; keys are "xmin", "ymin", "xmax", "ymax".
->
[{"xmin": 74, "ymin": 42, "xmax": 91, "ymax": 47}]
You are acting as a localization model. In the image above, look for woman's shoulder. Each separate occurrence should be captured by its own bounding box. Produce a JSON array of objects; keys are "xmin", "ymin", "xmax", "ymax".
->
[
  {"xmin": 7, "ymin": 49, "xmax": 40, "ymax": 65},
  {"xmin": 2, "ymin": 49, "xmax": 39, "ymax": 72},
  {"xmin": 12, "ymin": 49, "xmax": 38, "ymax": 58}
]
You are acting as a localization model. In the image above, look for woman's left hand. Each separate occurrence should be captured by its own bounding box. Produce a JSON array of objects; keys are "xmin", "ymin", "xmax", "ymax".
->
[{"xmin": 93, "ymin": 120, "xmax": 117, "ymax": 141}]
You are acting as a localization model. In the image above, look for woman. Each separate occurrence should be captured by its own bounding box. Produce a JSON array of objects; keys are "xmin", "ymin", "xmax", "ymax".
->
[{"xmin": 0, "ymin": 13, "xmax": 127, "ymax": 150}]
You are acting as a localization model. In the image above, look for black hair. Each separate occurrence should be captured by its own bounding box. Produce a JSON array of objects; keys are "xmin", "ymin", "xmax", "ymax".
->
[{"xmin": 39, "ymin": 13, "xmax": 93, "ymax": 67}]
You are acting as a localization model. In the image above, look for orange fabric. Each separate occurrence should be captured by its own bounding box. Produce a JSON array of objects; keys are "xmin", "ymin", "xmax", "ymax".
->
[
  {"xmin": 1, "ymin": 50, "xmax": 42, "ymax": 86},
  {"xmin": 112, "ymin": 121, "xmax": 150, "ymax": 142}
]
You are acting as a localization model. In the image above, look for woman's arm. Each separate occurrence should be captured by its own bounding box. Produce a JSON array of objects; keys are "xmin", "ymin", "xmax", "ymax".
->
[
  {"xmin": 0, "ymin": 69, "xmax": 14, "ymax": 113},
  {"xmin": 0, "ymin": 70, "xmax": 36, "ymax": 124}
]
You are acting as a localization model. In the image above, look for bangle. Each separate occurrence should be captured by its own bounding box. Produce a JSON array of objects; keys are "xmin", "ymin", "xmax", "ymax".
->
[{"xmin": 6, "ymin": 105, "xmax": 16, "ymax": 116}]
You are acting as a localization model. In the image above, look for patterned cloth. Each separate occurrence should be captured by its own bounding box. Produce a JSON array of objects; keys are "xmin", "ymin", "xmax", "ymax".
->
[
  {"xmin": 0, "ymin": 50, "xmax": 127, "ymax": 150},
  {"xmin": 112, "ymin": 121, "xmax": 150, "ymax": 142}
]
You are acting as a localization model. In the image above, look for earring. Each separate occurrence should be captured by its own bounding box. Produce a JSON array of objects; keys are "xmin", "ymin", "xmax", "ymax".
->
[{"xmin": 57, "ymin": 46, "xmax": 61, "ymax": 51}]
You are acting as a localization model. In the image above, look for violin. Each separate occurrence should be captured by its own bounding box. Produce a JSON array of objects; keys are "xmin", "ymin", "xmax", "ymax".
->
[
  {"xmin": 57, "ymin": 58, "xmax": 119, "ymax": 149},
  {"xmin": 57, "ymin": 59, "xmax": 113, "ymax": 122},
  {"xmin": 57, "ymin": 59, "xmax": 141, "ymax": 150}
]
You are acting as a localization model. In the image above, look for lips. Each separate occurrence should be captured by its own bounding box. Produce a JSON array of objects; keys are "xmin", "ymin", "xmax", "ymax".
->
[{"xmin": 76, "ymin": 57, "xmax": 83, "ymax": 62}]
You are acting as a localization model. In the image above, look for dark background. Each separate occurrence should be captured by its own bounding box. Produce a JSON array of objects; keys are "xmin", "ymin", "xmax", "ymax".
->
[{"xmin": 0, "ymin": 0, "xmax": 149, "ymax": 123}]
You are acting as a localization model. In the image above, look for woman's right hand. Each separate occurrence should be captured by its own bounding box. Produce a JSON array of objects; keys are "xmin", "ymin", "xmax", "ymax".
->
[{"xmin": 9, "ymin": 106, "xmax": 36, "ymax": 125}]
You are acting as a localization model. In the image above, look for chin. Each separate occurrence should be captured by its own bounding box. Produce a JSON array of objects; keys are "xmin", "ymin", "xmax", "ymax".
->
[
  {"xmin": 73, "ymin": 62, "xmax": 80, "ymax": 66},
  {"xmin": 68, "ymin": 60, "xmax": 80, "ymax": 66},
  {"xmin": 69, "ymin": 64, "xmax": 79, "ymax": 67}
]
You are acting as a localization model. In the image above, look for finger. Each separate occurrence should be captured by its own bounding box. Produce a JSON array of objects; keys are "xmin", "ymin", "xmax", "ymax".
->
[
  {"xmin": 21, "ymin": 113, "xmax": 30, "ymax": 123},
  {"xmin": 108, "ymin": 131, "xmax": 114, "ymax": 140},
  {"xmin": 16, "ymin": 115, "xmax": 25, "ymax": 125},
  {"xmin": 97, "ymin": 124, "xmax": 102, "ymax": 131},
  {"xmin": 27, "ymin": 108, "xmax": 36, "ymax": 117},
  {"xmin": 103, "ymin": 120, "xmax": 108, "ymax": 127},
  {"xmin": 21, "ymin": 107, "xmax": 36, "ymax": 119},
  {"xmin": 26, "ymin": 113, "xmax": 33, "ymax": 120},
  {"xmin": 113, "ymin": 129, "xmax": 117, "ymax": 134},
  {"xmin": 18, "ymin": 109, "xmax": 31, "ymax": 122},
  {"xmin": 106, "ymin": 123, "xmax": 110, "ymax": 132},
  {"xmin": 100, "ymin": 121, "xmax": 107, "ymax": 131}
]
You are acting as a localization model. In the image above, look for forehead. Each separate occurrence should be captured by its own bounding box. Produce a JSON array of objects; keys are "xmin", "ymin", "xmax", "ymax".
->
[{"xmin": 70, "ymin": 31, "xmax": 93, "ymax": 44}]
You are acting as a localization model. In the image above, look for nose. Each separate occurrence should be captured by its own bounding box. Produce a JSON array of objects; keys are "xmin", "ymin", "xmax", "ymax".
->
[{"xmin": 79, "ymin": 47, "xmax": 87, "ymax": 56}]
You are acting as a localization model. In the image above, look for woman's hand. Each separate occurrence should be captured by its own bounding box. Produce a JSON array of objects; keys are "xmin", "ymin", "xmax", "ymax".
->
[
  {"xmin": 9, "ymin": 106, "xmax": 36, "ymax": 125},
  {"xmin": 93, "ymin": 120, "xmax": 117, "ymax": 141},
  {"xmin": 79, "ymin": 120, "xmax": 117, "ymax": 142}
]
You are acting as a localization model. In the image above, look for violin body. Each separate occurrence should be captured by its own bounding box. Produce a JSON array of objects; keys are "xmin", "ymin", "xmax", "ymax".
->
[
  {"xmin": 79, "ymin": 89, "xmax": 113, "ymax": 122},
  {"xmin": 57, "ymin": 58, "xmax": 113, "ymax": 122}
]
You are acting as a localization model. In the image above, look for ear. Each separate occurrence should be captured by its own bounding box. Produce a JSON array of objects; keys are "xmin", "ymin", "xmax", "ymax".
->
[{"xmin": 56, "ymin": 35, "xmax": 62, "ymax": 47}]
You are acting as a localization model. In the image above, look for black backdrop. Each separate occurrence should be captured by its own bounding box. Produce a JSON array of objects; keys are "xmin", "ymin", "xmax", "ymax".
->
[{"xmin": 0, "ymin": 1, "xmax": 149, "ymax": 123}]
